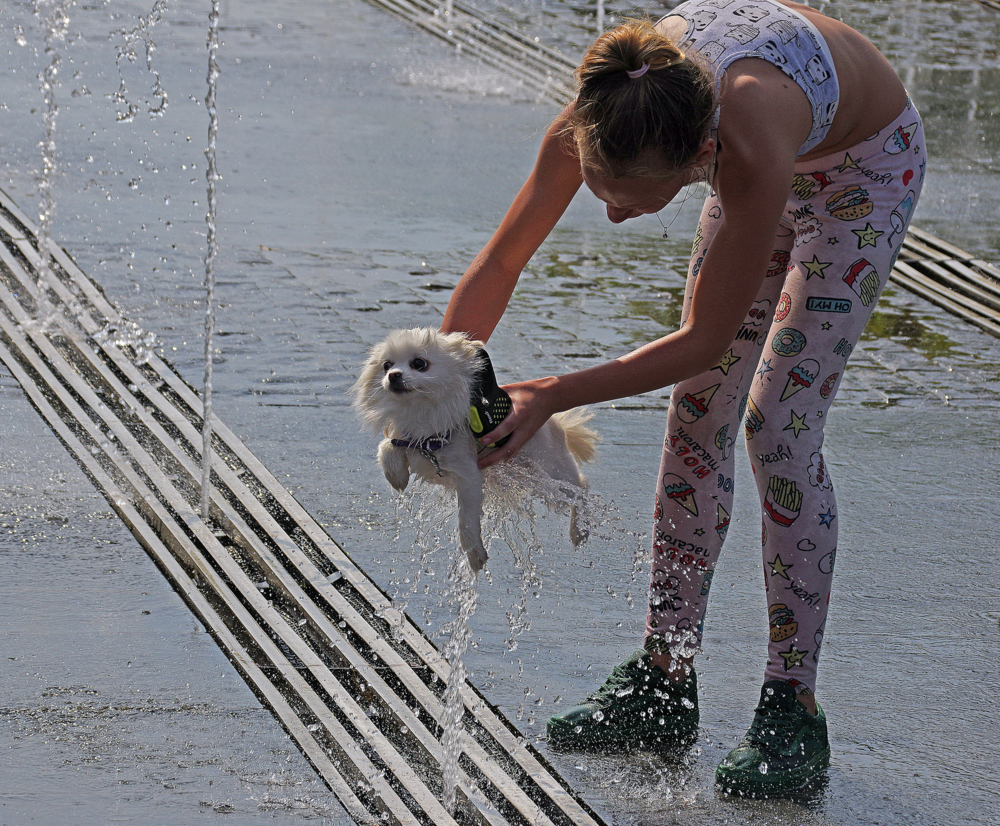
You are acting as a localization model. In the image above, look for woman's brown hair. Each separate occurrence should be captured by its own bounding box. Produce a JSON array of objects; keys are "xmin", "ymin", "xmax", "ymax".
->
[{"xmin": 571, "ymin": 19, "xmax": 717, "ymax": 179}]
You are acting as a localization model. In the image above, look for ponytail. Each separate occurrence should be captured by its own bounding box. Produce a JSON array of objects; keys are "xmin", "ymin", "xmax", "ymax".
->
[{"xmin": 571, "ymin": 19, "xmax": 717, "ymax": 178}]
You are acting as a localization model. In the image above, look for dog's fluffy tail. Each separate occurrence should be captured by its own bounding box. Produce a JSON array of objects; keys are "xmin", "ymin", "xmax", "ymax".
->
[{"xmin": 553, "ymin": 407, "xmax": 599, "ymax": 464}]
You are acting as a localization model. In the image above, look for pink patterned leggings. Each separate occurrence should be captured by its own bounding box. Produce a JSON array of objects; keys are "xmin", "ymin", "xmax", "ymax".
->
[{"xmin": 646, "ymin": 100, "xmax": 926, "ymax": 694}]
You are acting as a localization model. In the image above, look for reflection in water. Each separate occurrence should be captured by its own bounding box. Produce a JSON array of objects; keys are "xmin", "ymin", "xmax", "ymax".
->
[
  {"xmin": 517, "ymin": 230, "xmax": 1000, "ymax": 411},
  {"xmin": 863, "ymin": 291, "xmax": 961, "ymax": 362}
]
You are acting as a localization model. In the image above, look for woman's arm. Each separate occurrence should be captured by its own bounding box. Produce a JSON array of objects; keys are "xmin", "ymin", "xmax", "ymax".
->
[
  {"xmin": 441, "ymin": 105, "xmax": 584, "ymax": 342},
  {"xmin": 477, "ymin": 65, "xmax": 811, "ymax": 467}
]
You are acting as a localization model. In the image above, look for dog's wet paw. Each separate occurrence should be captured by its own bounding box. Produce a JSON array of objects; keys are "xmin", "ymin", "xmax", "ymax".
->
[
  {"xmin": 466, "ymin": 544, "xmax": 488, "ymax": 572},
  {"xmin": 569, "ymin": 505, "xmax": 589, "ymax": 546},
  {"xmin": 378, "ymin": 440, "xmax": 410, "ymax": 490}
]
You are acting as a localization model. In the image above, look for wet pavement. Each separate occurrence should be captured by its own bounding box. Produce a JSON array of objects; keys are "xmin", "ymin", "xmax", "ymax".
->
[{"xmin": 1, "ymin": 0, "xmax": 999, "ymax": 824}]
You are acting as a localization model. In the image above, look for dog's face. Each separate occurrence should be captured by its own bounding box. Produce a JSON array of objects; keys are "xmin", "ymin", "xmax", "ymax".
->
[{"xmin": 351, "ymin": 328, "xmax": 483, "ymax": 438}]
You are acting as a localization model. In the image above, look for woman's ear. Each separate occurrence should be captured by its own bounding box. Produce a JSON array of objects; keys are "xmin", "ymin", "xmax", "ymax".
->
[{"xmin": 692, "ymin": 137, "xmax": 716, "ymax": 169}]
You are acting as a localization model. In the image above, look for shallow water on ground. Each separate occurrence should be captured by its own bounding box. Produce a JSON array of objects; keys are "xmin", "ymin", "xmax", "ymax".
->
[{"xmin": 1, "ymin": 0, "xmax": 998, "ymax": 823}]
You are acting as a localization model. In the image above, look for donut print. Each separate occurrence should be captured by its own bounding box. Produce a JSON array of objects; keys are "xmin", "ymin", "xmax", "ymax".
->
[
  {"xmin": 772, "ymin": 327, "xmax": 807, "ymax": 356},
  {"xmin": 820, "ymin": 372, "xmax": 840, "ymax": 399},
  {"xmin": 775, "ymin": 292, "xmax": 792, "ymax": 321}
]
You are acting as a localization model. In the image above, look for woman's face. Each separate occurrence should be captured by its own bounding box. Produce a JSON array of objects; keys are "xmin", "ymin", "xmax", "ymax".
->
[
  {"xmin": 581, "ymin": 139, "xmax": 715, "ymax": 224},
  {"xmin": 582, "ymin": 167, "xmax": 690, "ymax": 224}
]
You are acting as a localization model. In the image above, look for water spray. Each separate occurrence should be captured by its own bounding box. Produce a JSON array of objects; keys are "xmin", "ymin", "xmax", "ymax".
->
[
  {"xmin": 112, "ymin": 0, "xmax": 169, "ymax": 122},
  {"xmin": 201, "ymin": 0, "xmax": 221, "ymax": 521},
  {"xmin": 32, "ymin": 0, "xmax": 73, "ymax": 323}
]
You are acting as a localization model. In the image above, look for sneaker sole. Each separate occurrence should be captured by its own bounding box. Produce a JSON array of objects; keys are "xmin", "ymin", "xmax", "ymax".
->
[
  {"xmin": 547, "ymin": 720, "xmax": 698, "ymax": 753},
  {"xmin": 714, "ymin": 747, "xmax": 831, "ymax": 797}
]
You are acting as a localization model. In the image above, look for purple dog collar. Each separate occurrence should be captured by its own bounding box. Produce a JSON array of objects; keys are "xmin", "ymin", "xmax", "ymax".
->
[{"xmin": 389, "ymin": 434, "xmax": 450, "ymax": 476}]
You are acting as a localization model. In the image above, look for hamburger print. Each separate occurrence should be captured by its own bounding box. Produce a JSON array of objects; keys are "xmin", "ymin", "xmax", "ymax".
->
[
  {"xmin": 769, "ymin": 603, "xmax": 798, "ymax": 642},
  {"xmin": 744, "ymin": 395, "xmax": 765, "ymax": 439},
  {"xmin": 826, "ymin": 185, "xmax": 874, "ymax": 221}
]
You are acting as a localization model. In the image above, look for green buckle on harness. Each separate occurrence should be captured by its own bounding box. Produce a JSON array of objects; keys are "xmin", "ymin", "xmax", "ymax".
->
[{"xmin": 469, "ymin": 348, "xmax": 511, "ymax": 448}]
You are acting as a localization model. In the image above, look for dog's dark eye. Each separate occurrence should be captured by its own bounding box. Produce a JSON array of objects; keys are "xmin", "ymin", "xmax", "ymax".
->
[
  {"xmin": 382, "ymin": 360, "xmax": 393, "ymax": 372},
  {"xmin": 410, "ymin": 357, "xmax": 429, "ymax": 372}
]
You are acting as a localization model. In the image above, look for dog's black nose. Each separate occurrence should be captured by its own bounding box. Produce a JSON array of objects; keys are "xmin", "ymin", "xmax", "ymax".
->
[{"xmin": 387, "ymin": 369, "xmax": 406, "ymax": 390}]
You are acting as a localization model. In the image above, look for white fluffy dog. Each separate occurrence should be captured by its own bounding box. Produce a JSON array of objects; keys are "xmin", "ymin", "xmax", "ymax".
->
[{"xmin": 351, "ymin": 328, "xmax": 597, "ymax": 572}]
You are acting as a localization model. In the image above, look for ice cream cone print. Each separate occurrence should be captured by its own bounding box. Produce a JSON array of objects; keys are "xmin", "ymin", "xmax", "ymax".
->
[
  {"xmin": 781, "ymin": 358, "xmax": 820, "ymax": 401},
  {"xmin": 677, "ymin": 383, "xmax": 721, "ymax": 424},
  {"xmin": 662, "ymin": 472, "xmax": 699, "ymax": 516},
  {"xmin": 884, "ymin": 121, "xmax": 918, "ymax": 155},
  {"xmin": 716, "ymin": 503, "xmax": 731, "ymax": 539}
]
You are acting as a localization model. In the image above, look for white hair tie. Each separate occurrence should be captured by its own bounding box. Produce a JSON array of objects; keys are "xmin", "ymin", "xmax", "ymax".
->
[{"xmin": 626, "ymin": 62, "xmax": 650, "ymax": 79}]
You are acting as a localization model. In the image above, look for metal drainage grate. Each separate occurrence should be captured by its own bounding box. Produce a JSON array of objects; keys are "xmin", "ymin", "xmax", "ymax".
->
[
  {"xmin": 893, "ymin": 226, "xmax": 1000, "ymax": 338},
  {"xmin": 368, "ymin": 0, "xmax": 577, "ymax": 102},
  {"xmin": 0, "ymin": 186, "xmax": 606, "ymax": 826}
]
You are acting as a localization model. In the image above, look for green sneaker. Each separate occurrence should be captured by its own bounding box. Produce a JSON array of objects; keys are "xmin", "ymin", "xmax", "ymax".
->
[
  {"xmin": 546, "ymin": 650, "xmax": 699, "ymax": 751},
  {"xmin": 715, "ymin": 680, "xmax": 830, "ymax": 797}
]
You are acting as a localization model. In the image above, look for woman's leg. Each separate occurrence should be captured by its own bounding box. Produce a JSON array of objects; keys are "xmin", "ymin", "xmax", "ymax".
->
[
  {"xmin": 546, "ymin": 194, "xmax": 796, "ymax": 750},
  {"xmin": 747, "ymin": 99, "xmax": 927, "ymax": 698},
  {"xmin": 716, "ymin": 101, "xmax": 926, "ymax": 796},
  {"xmin": 646, "ymin": 193, "xmax": 794, "ymax": 674}
]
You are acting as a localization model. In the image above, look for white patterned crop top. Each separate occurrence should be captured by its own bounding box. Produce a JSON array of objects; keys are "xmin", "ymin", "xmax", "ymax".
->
[{"xmin": 660, "ymin": 0, "xmax": 841, "ymax": 156}]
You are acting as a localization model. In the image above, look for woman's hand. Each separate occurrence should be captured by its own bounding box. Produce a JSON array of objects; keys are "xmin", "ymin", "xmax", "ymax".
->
[{"xmin": 476, "ymin": 376, "xmax": 561, "ymax": 470}]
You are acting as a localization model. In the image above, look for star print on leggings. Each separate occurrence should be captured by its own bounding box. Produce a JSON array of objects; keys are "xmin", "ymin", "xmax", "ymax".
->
[
  {"xmin": 780, "ymin": 645, "xmax": 808, "ymax": 670},
  {"xmin": 803, "ymin": 255, "xmax": 832, "ymax": 280},
  {"xmin": 852, "ymin": 223, "xmax": 884, "ymax": 248},
  {"xmin": 768, "ymin": 554, "xmax": 793, "ymax": 579},
  {"xmin": 836, "ymin": 152, "xmax": 860, "ymax": 173},
  {"xmin": 784, "ymin": 410, "xmax": 811, "ymax": 437}
]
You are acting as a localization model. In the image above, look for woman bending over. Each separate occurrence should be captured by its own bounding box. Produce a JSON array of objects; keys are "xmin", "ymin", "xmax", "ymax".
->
[{"xmin": 442, "ymin": 0, "xmax": 924, "ymax": 796}]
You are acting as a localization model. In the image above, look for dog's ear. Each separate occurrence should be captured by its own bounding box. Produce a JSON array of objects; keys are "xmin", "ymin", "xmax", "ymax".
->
[
  {"xmin": 456, "ymin": 335, "xmax": 485, "ymax": 362},
  {"xmin": 437, "ymin": 329, "xmax": 484, "ymax": 351}
]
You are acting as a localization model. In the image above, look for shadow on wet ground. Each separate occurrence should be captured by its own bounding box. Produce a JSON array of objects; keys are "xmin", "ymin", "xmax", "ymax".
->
[{"xmin": 1, "ymin": 0, "xmax": 998, "ymax": 823}]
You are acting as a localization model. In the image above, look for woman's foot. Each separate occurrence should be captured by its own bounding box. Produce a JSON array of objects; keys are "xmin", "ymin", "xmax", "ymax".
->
[
  {"xmin": 546, "ymin": 650, "xmax": 699, "ymax": 751},
  {"xmin": 715, "ymin": 680, "xmax": 830, "ymax": 797}
]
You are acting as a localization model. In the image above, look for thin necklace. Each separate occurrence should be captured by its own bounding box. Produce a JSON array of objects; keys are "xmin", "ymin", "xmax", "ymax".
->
[
  {"xmin": 654, "ymin": 193, "xmax": 688, "ymax": 240},
  {"xmin": 654, "ymin": 167, "xmax": 711, "ymax": 239}
]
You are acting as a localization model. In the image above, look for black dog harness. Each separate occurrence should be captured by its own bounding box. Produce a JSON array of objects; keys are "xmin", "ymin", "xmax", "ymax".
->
[{"xmin": 468, "ymin": 348, "xmax": 511, "ymax": 449}]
